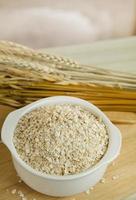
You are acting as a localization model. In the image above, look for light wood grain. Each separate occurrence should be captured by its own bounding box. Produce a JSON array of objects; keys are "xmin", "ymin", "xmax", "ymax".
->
[
  {"xmin": 46, "ymin": 36, "xmax": 136, "ymax": 73},
  {"xmin": 0, "ymin": 37, "xmax": 136, "ymax": 200},
  {"xmin": 0, "ymin": 108, "xmax": 136, "ymax": 200}
]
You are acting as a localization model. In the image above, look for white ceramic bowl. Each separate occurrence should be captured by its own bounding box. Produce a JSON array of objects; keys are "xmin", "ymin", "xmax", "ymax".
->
[{"xmin": 1, "ymin": 96, "xmax": 121, "ymax": 197}]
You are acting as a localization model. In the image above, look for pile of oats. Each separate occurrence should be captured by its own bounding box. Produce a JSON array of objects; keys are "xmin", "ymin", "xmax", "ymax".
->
[{"xmin": 13, "ymin": 104, "xmax": 109, "ymax": 175}]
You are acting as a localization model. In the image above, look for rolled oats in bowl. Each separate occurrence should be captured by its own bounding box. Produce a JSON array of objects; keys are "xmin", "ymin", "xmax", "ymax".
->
[{"xmin": 13, "ymin": 104, "xmax": 109, "ymax": 176}]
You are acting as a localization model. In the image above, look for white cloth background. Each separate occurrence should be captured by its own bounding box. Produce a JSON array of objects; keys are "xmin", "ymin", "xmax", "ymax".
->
[{"xmin": 0, "ymin": 0, "xmax": 135, "ymax": 48}]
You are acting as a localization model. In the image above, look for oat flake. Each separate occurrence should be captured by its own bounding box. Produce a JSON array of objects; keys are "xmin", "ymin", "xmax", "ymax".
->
[{"xmin": 13, "ymin": 104, "xmax": 109, "ymax": 175}]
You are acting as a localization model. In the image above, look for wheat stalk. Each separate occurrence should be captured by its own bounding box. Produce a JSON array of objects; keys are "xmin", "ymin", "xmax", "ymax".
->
[{"xmin": 0, "ymin": 41, "xmax": 136, "ymax": 111}]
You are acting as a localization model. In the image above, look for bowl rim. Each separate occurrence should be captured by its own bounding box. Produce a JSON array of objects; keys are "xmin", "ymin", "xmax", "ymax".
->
[{"xmin": 2, "ymin": 96, "xmax": 121, "ymax": 180}]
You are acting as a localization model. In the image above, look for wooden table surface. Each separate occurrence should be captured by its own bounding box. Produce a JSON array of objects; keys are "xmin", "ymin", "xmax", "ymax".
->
[{"xmin": 0, "ymin": 37, "xmax": 136, "ymax": 200}]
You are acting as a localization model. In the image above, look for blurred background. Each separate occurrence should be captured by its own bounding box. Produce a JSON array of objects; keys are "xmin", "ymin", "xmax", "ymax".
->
[{"xmin": 0, "ymin": 0, "xmax": 136, "ymax": 49}]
